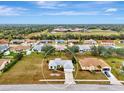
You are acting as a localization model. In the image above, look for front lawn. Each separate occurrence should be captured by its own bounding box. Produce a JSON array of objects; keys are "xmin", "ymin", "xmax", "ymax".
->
[{"xmin": 104, "ymin": 57, "xmax": 124, "ymax": 80}]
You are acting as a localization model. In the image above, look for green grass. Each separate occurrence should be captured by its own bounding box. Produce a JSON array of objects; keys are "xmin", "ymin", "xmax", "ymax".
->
[
  {"xmin": 0, "ymin": 52, "xmax": 65, "ymax": 84},
  {"xmin": 104, "ymin": 57, "xmax": 124, "ymax": 80}
]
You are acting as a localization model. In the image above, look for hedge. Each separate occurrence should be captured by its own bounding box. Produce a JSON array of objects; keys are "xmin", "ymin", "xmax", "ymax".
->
[{"xmin": 2, "ymin": 53, "xmax": 23, "ymax": 72}]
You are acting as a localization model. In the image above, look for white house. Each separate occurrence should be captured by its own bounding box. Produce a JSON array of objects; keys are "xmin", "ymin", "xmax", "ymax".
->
[
  {"xmin": 32, "ymin": 44, "xmax": 44, "ymax": 52},
  {"xmin": 0, "ymin": 44, "xmax": 9, "ymax": 53},
  {"xmin": 0, "ymin": 59, "xmax": 10, "ymax": 71},
  {"xmin": 54, "ymin": 45, "xmax": 66, "ymax": 51},
  {"xmin": 78, "ymin": 45, "xmax": 91, "ymax": 53},
  {"xmin": 49, "ymin": 58, "xmax": 74, "ymax": 72}
]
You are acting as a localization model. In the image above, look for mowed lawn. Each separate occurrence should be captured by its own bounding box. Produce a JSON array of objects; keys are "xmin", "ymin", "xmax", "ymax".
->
[
  {"xmin": 0, "ymin": 53, "xmax": 65, "ymax": 84},
  {"xmin": 105, "ymin": 57, "xmax": 124, "ymax": 80}
]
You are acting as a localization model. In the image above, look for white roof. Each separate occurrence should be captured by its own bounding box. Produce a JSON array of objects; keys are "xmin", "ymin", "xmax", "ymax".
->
[
  {"xmin": 32, "ymin": 44, "xmax": 44, "ymax": 51},
  {"xmin": 78, "ymin": 45, "xmax": 91, "ymax": 51},
  {"xmin": 49, "ymin": 58, "xmax": 74, "ymax": 71}
]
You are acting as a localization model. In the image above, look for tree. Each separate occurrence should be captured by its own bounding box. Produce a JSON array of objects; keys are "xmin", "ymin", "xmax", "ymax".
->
[
  {"xmin": 67, "ymin": 45, "xmax": 79, "ymax": 54},
  {"xmin": 72, "ymin": 56, "xmax": 77, "ymax": 64},
  {"xmin": 42, "ymin": 45, "xmax": 55, "ymax": 56}
]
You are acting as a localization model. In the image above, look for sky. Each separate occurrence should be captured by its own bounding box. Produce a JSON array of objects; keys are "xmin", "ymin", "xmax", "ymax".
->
[{"xmin": 0, "ymin": 1, "xmax": 124, "ymax": 24}]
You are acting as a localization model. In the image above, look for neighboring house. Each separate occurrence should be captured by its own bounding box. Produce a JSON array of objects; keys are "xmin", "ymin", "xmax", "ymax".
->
[
  {"xmin": 54, "ymin": 45, "xmax": 66, "ymax": 51},
  {"xmin": 55, "ymin": 40, "xmax": 65, "ymax": 44},
  {"xmin": 0, "ymin": 59, "xmax": 10, "ymax": 71},
  {"xmin": 0, "ymin": 44, "xmax": 9, "ymax": 53},
  {"xmin": 79, "ymin": 57, "xmax": 111, "ymax": 71},
  {"xmin": 0, "ymin": 39, "xmax": 9, "ymax": 45},
  {"xmin": 83, "ymin": 39, "xmax": 97, "ymax": 45},
  {"xmin": 78, "ymin": 45, "xmax": 91, "ymax": 53},
  {"xmin": 67, "ymin": 40, "xmax": 79, "ymax": 44},
  {"xmin": 49, "ymin": 58, "xmax": 74, "ymax": 72},
  {"xmin": 39, "ymin": 40, "xmax": 53, "ymax": 44},
  {"xmin": 10, "ymin": 39, "xmax": 25, "ymax": 44},
  {"xmin": 98, "ymin": 40, "xmax": 115, "ymax": 46},
  {"xmin": 22, "ymin": 39, "xmax": 36, "ymax": 46},
  {"xmin": 10, "ymin": 45, "xmax": 30, "ymax": 52},
  {"xmin": 32, "ymin": 44, "xmax": 44, "ymax": 52}
]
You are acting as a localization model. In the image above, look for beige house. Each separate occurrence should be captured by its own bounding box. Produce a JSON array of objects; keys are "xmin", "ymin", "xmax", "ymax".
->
[
  {"xmin": 84, "ymin": 39, "xmax": 97, "ymax": 45},
  {"xmin": 98, "ymin": 40, "xmax": 115, "ymax": 46},
  {"xmin": 79, "ymin": 57, "xmax": 111, "ymax": 71}
]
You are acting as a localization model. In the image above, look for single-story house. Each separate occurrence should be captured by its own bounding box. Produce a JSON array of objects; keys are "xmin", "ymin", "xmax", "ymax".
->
[
  {"xmin": 78, "ymin": 45, "xmax": 91, "ymax": 53},
  {"xmin": 22, "ymin": 39, "xmax": 36, "ymax": 46},
  {"xmin": 39, "ymin": 40, "xmax": 53, "ymax": 44},
  {"xmin": 0, "ymin": 44, "xmax": 9, "ymax": 53},
  {"xmin": 98, "ymin": 40, "xmax": 115, "ymax": 46},
  {"xmin": 10, "ymin": 45, "xmax": 30, "ymax": 52},
  {"xmin": 55, "ymin": 40, "xmax": 65, "ymax": 44},
  {"xmin": 84, "ymin": 39, "xmax": 97, "ymax": 45},
  {"xmin": 0, "ymin": 39, "xmax": 9, "ymax": 45},
  {"xmin": 32, "ymin": 44, "xmax": 44, "ymax": 52},
  {"xmin": 10, "ymin": 39, "xmax": 25, "ymax": 44},
  {"xmin": 79, "ymin": 57, "xmax": 111, "ymax": 71},
  {"xmin": 0, "ymin": 59, "xmax": 10, "ymax": 71},
  {"xmin": 49, "ymin": 58, "xmax": 74, "ymax": 72},
  {"xmin": 67, "ymin": 40, "xmax": 79, "ymax": 44},
  {"xmin": 54, "ymin": 45, "xmax": 66, "ymax": 51}
]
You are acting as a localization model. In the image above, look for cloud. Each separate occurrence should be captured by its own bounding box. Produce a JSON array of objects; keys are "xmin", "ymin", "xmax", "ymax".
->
[
  {"xmin": 0, "ymin": 5, "xmax": 28, "ymax": 16},
  {"xmin": 105, "ymin": 8, "xmax": 118, "ymax": 12},
  {"xmin": 42, "ymin": 11, "xmax": 99, "ymax": 16},
  {"xmin": 35, "ymin": 1, "xmax": 67, "ymax": 9}
]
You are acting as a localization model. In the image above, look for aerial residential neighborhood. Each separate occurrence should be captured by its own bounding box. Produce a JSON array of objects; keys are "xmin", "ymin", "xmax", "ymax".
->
[{"xmin": 0, "ymin": 0, "xmax": 124, "ymax": 91}]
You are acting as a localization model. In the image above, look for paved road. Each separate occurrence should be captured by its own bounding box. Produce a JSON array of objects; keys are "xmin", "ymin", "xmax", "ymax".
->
[{"xmin": 0, "ymin": 84, "xmax": 124, "ymax": 91}]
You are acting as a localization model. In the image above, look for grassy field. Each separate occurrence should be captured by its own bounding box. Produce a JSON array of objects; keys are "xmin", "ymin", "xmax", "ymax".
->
[
  {"xmin": 26, "ymin": 29, "xmax": 120, "ymax": 39},
  {"xmin": 0, "ymin": 52, "xmax": 66, "ymax": 84}
]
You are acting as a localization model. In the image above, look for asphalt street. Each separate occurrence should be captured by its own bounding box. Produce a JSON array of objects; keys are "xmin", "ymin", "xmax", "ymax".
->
[{"xmin": 0, "ymin": 84, "xmax": 124, "ymax": 91}]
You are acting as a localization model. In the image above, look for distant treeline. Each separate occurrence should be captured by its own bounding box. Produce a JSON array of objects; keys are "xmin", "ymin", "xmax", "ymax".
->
[
  {"xmin": 0, "ymin": 24, "xmax": 124, "ymax": 40},
  {"xmin": 30, "ymin": 33, "xmax": 124, "ymax": 40}
]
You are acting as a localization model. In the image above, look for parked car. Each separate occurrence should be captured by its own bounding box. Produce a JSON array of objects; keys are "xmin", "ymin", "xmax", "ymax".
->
[{"xmin": 104, "ymin": 71, "xmax": 111, "ymax": 77}]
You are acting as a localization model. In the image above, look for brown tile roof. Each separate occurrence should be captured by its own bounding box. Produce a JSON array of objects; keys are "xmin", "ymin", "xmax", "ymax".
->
[
  {"xmin": 10, "ymin": 45, "xmax": 30, "ymax": 51},
  {"xmin": 79, "ymin": 57, "xmax": 110, "ymax": 70},
  {"xmin": 0, "ymin": 39, "xmax": 9, "ymax": 44}
]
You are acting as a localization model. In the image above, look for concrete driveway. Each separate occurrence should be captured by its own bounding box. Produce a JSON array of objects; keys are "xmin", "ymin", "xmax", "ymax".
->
[
  {"xmin": 64, "ymin": 72, "xmax": 75, "ymax": 84},
  {"xmin": 103, "ymin": 71, "xmax": 122, "ymax": 85}
]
